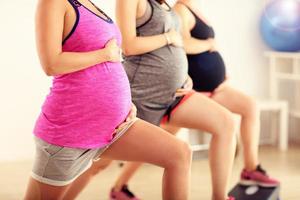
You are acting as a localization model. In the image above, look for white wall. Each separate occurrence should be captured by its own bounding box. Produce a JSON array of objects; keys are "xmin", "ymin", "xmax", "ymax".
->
[
  {"xmin": 0, "ymin": 0, "xmax": 272, "ymax": 161},
  {"xmin": 0, "ymin": 1, "xmax": 44, "ymax": 161}
]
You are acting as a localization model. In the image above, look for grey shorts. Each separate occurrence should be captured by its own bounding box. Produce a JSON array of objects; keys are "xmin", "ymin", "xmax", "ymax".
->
[{"xmin": 31, "ymin": 118, "xmax": 138, "ymax": 186}]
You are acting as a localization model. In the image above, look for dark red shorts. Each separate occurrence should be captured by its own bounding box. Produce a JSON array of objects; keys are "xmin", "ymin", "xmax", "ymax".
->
[{"xmin": 161, "ymin": 92, "xmax": 196, "ymax": 124}]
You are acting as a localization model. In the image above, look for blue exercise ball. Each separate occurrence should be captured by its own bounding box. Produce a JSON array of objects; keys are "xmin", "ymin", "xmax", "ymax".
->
[{"xmin": 260, "ymin": 0, "xmax": 300, "ymax": 52}]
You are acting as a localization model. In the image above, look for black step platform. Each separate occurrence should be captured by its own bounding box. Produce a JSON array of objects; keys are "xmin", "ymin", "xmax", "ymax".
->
[{"xmin": 229, "ymin": 184, "xmax": 280, "ymax": 200}]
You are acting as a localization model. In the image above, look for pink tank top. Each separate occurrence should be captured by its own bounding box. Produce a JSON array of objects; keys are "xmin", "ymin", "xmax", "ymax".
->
[{"xmin": 34, "ymin": 0, "xmax": 132, "ymax": 149}]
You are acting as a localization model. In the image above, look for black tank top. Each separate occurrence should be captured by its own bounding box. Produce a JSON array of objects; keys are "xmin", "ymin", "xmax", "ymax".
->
[{"xmin": 183, "ymin": 4, "xmax": 226, "ymax": 92}]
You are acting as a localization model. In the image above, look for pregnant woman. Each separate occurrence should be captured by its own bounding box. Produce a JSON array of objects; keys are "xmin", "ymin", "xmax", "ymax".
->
[
  {"xmin": 174, "ymin": 0, "xmax": 279, "ymax": 188},
  {"xmin": 23, "ymin": 0, "xmax": 192, "ymax": 199}
]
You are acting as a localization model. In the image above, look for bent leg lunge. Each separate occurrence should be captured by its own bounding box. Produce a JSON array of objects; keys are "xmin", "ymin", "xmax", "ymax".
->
[
  {"xmin": 168, "ymin": 93, "xmax": 237, "ymax": 200},
  {"xmin": 101, "ymin": 119, "xmax": 192, "ymax": 200},
  {"xmin": 212, "ymin": 85, "xmax": 279, "ymax": 187}
]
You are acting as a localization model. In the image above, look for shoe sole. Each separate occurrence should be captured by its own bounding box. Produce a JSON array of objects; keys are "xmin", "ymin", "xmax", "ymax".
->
[{"xmin": 239, "ymin": 179, "xmax": 279, "ymax": 188}]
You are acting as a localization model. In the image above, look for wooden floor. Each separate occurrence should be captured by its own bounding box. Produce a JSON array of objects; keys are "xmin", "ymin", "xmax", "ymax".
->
[{"xmin": 0, "ymin": 145, "xmax": 299, "ymax": 200}]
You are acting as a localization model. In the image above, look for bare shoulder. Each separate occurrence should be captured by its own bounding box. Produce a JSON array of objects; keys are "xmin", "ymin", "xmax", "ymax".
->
[
  {"xmin": 174, "ymin": 1, "xmax": 192, "ymax": 19},
  {"xmin": 116, "ymin": 0, "xmax": 139, "ymax": 5},
  {"xmin": 36, "ymin": 0, "xmax": 67, "ymax": 12},
  {"xmin": 116, "ymin": 0, "xmax": 140, "ymax": 18},
  {"xmin": 174, "ymin": 1, "xmax": 190, "ymax": 15}
]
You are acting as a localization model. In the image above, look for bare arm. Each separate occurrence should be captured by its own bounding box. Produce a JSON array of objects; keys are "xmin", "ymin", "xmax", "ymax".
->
[
  {"xmin": 35, "ymin": 0, "xmax": 119, "ymax": 76},
  {"xmin": 174, "ymin": 3, "xmax": 213, "ymax": 55},
  {"xmin": 116, "ymin": 0, "xmax": 182, "ymax": 56}
]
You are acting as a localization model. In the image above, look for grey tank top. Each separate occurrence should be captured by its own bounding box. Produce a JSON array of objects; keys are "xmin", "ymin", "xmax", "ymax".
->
[
  {"xmin": 136, "ymin": 1, "xmax": 152, "ymax": 27},
  {"xmin": 124, "ymin": 0, "xmax": 188, "ymax": 106}
]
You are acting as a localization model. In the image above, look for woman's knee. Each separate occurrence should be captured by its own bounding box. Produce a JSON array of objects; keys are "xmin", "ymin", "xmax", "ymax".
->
[
  {"xmin": 181, "ymin": 142, "xmax": 192, "ymax": 164},
  {"xmin": 215, "ymin": 110, "xmax": 237, "ymax": 138},
  {"xmin": 242, "ymin": 96, "xmax": 259, "ymax": 119},
  {"xmin": 164, "ymin": 141, "xmax": 192, "ymax": 170}
]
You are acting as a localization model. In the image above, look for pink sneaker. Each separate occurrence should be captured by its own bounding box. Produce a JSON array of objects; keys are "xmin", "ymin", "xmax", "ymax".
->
[
  {"xmin": 239, "ymin": 165, "xmax": 280, "ymax": 187},
  {"xmin": 110, "ymin": 185, "xmax": 140, "ymax": 200}
]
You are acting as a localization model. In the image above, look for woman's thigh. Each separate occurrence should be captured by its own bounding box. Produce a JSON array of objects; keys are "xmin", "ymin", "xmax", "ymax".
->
[
  {"xmin": 101, "ymin": 119, "xmax": 190, "ymax": 168},
  {"xmin": 168, "ymin": 93, "xmax": 235, "ymax": 134},
  {"xmin": 212, "ymin": 84, "xmax": 257, "ymax": 116}
]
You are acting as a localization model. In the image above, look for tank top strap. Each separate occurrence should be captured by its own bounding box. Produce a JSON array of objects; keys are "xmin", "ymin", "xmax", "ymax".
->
[
  {"xmin": 177, "ymin": 2, "xmax": 197, "ymax": 18},
  {"xmin": 150, "ymin": 0, "xmax": 172, "ymax": 11},
  {"xmin": 67, "ymin": 0, "xmax": 82, "ymax": 8},
  {"xmin": 148, "ymin": 0, "xmax": 159, "ymax": 10},
  {"xmin": 137, "ymin": 0, "xmax": 153, "ymax": 28}
]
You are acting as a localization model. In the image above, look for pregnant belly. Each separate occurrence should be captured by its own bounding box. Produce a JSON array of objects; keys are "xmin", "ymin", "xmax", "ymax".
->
[
  {"xmin": 43, "ymin": 63, "xmax": 132, "ymax": 129},
  {"xmin": 188, "ymin": 52, "xmax": 226, "ymax": 92},
  {"xmin": 124, "ymin": 47, "xmax": 188, "ymax": 104}
]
